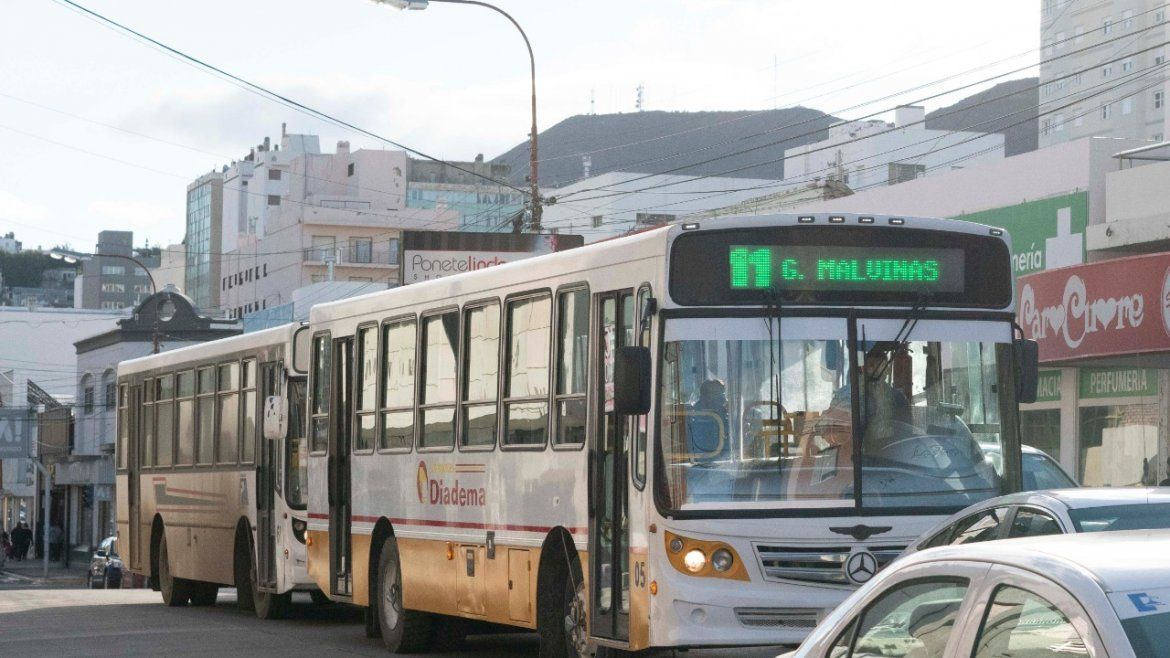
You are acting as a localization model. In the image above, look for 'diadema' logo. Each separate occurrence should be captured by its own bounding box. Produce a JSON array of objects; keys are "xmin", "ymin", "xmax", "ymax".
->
[{"xmin": 416, "ymin": 461, "xmax": 428, "ymax": 504}]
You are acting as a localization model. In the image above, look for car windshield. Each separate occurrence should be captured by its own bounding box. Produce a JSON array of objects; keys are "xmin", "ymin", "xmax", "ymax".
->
[
  {"xmin": 1022, "ymin": 451, "xmax": 1077, "ymax": 490},
  {"xmin": 658, "ymin": 318, "xmax": 1006, "ymax": 512},
  {"xmin": 1069, "ymin": 503, "xmax": 1170, "ymax": 532}
]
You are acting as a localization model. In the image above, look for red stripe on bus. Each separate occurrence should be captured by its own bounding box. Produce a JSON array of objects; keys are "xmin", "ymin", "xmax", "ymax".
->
[
  {"xmin": 163, "ymin": 487, "xmax": 229, "ymax": 499},
  {"xmin": 306, "ymin": 512, "xmax": 584, "ymax": 536}
]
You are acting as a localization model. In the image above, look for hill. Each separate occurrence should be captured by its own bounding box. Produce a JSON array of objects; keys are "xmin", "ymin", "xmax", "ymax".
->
[
  {"xmin": 492, "ymin": 107, "xmax": 839, "ymax": 188},
  {"xmin": 925, "ymin": 77, "xmax": 1039, "ymax": 157}
]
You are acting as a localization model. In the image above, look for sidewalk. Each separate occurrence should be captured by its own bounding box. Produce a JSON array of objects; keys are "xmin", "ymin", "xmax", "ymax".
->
[{"xmin": 0, "ymin": 556, "xmax": 89, "ymax": 588}]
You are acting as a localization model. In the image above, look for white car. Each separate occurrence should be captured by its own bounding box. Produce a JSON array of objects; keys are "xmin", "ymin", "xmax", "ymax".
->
[
  {"xmin": 902, "ymin": 488, "xmax": 1170, "ymax": 556},
  {"xmin": 782, "ymin": 531, "xmax": 1170, "ymax": 658}
]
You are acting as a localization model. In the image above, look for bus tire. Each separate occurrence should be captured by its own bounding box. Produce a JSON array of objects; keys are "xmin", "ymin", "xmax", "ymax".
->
[
  {"xmin": 375, "ymin": 536, "xmax": 431, "ymax": 653},
  {"xmin": 244, "ymin": 529, "xmax": 289, "ymax": 620},
  {"xmin": 158, "ymin": 534, "xmax": 191, "ymax": 607},
  {"xmin": 234, "ymin": 524, "xmax": 255, "ymax": 613},
  {"xmin": 538, "ymin": 547, "xmax": 588, "ymax": 658},
  {"xmin": 189, "ymin": 582, "xmax": 219, "ymax": 606}
]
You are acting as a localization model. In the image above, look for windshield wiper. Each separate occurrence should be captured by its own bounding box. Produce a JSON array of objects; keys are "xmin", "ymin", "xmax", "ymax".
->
[{"xmin": 870, "ymin": 293, "xmax": 930, "ymax": 383}]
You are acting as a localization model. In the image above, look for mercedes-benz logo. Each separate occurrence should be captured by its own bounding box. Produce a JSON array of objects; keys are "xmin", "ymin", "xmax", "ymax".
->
[{"xmin": 844, "ymin": 550, "xmax": 878, "ymax": 585}]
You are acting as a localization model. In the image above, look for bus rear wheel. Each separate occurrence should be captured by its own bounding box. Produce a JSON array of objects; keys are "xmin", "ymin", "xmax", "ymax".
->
[
  {"xmin": 375, "ymin": 536, "xmax": 432, "ymax": 653},
  {"xmin": 158, "ymin": 534, "xmax": 191, "ymax": 607}
]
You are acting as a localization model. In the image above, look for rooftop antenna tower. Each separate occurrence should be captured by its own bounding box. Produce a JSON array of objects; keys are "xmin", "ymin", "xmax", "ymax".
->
[
  {"xmin": 636, "ymin": 83, "xmax": 644, "ymax": 112},
  {"xmin": 582, "ymin": 154, "xmax": 592, "ymax": 178}
]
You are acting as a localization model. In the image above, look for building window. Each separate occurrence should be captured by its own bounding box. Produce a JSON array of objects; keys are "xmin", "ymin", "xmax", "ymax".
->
[
  {"xmin": 1103, "ymin": 18, "xmax": 1113, "ymax": 35},
  {"xmin": 1122, "ymin": 58, "xmax": 1133, "ymax": 72},
  {"xmin": 268, "ymin": 168, "xmax": 281, "ymax": 181},
  {"xmin": 349, "ymin": 237, "xmax": 373, "ymax": 264},
  {"xmin": 1123, "ymin": 97, "xmax": 1134, "ymax": 115},
  {"xmin": 82, "ymin": 377, "xmax": 94, "ymax": 414},
  {"xmin": 1102, "ymin": 103, "xmax": 1112, "ymax": 120},
  {"xmin": 1156, "ymin": 133, "xmax": 1165, "ymax": 142},
  {"xmin": 267, "ymin": 194, "xmax": 280, "ymax": 206},
  {"xmin": 347, "ymin": 162, "xmax": 355, "ymax": 177},
  {"xmin": 263, "ymin": 263, "xmax": 267, "ymax": 277},
  {"xmin": 888, "ymin": 162, "xmax": 926, "ymax": 185},
  {"xmin": 101, "ymin": 265, "xmax": 126, "ymax": 276},
  {"xmin": 1157, "ymin": 49, "xmax": 1166, "ymax": 65},
  {"xmin": 101, "ymin": 282, "xmax": 125, "ymax": 293},
  {"xmin": 1158, "ymin": 92, "xmax": 1166, "ymax": 110},
  {"xmin": 1158, "ymin": 9, "xmax": 1166, "ymax": 23},
  {"xmin": 103, "ymin": 370, "xmax": 116, "ymax": 408},
  {"xmin": 1123, "ymin": 9, "xmax": 1134, "ymax": 29},
  {"xmin": 1054, "ymin": 114, "xmax": 1065, "ymax": 131},
  {"xmin": 1102, "ymin": 64, "xmax": 1113, "ymax": 78},
  {"xmin": 388, "ymin": 238, "xmax": 400, "ymax": 265},
  {"xmin": 591, "ymin": 215, "xmax": 603, "ymax": 228}
]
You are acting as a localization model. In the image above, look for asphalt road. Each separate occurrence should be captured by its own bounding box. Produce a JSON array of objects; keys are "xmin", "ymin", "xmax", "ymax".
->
[{"xmin": 0, "ymin": 588, "xmax": 790, "ymax": 657}]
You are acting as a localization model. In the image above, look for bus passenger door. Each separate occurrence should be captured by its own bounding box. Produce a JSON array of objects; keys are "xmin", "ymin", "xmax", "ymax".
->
[
  {"xmin": 590, "ymin": 290, "xmax": 633, "ymax": 644},
  {"xmin": 128, "ymin": 383, "xmax": 143, "ymax": 573},
  {"xmin": 255, "ymin": 362, "xmax": 281, "ymax": 593},
  {"xmin": 328, "ymin": 338, "xmax": 354, "ymax": 598}
]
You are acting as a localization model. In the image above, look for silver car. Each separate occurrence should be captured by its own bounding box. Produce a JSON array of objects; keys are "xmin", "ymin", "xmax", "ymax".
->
[
  {"xmin": 783, "ymin": 531, "xmax": 1170, "ymax": 658},
  {"xmin": 903, "ymin": 487, "xmax": 1170, "ymax": 557}
]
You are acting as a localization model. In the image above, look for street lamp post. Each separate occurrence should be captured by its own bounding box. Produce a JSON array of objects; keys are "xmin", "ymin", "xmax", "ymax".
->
[
  {"xmin": 375, "ymin": 0, "xmax": 542, "ymax": 231},
  {"xmin": 50, "ymin": 249, "xmax": 161, "ymax": 353}
]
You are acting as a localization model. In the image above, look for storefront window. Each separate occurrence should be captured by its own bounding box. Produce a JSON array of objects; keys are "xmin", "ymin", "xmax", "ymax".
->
[
  {"xmin": 1020, "ymin": 409, "xmax": 1061, "ymax": 461},
  {"xmin": 1079, "ymin": 403, "xmax": 1165, "ymax": 487}
]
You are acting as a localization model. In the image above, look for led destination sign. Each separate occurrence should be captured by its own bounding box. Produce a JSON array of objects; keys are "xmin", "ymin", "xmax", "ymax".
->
[{"xmin": 728, "ymin": 245, "xmax": 965, "ymax": 293}]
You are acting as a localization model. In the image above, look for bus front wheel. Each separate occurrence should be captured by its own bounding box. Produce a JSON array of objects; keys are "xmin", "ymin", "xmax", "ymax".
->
[
  {"xmin": 375, "ymin": 536, "xmax": 431, "ymax": 653},
  {"xmin": 539, "ymin": 552, "xmax": 589, "ymax": 658}
]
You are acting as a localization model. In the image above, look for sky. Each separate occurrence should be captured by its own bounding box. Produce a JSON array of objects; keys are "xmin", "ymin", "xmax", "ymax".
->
[{"xmin": 0, "ymin": 0, "xmax": 1040, "ymax": 252}]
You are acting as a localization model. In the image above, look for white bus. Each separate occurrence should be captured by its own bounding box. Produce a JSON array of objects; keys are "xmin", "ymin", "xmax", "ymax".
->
[
  {"xmin": 302, "ymin": 213, "xmax": 1037, "ymax": 654},
  {"xmin": 115, "ymin": 323, "xmax": 320, "ymax": 617}
]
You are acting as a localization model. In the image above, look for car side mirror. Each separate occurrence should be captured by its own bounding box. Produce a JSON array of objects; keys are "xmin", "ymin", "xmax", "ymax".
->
[
  {"xmin": 614, "ymin": 346, "xmax": 651, "ymax": 415},
  {"xmin": 263, "ymin": 395, "xmax": 288, "ymax": 440},
  {"xmin": 1014, "ymin": 338, "xmax": 1039, "ymax": 404}
]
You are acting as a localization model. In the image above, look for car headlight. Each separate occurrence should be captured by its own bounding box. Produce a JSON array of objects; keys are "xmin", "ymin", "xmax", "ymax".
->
[
  {"xmin": 683, "ymin": 549, "xmax": 707, "ymax": 573},
  {"xmin": 711, "ymin": 548, "xmax": 734, "ymax": 572}
]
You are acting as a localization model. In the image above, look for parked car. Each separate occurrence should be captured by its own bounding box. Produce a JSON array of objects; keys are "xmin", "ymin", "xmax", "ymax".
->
[
  {"xmin": 981, "ymin": 444, "xmax": 1078, "ymax": 490},
  {"xmin": 87, "ymin": 536, "xmax": 122, "ymax": 589},
  {"xmin": 782, "ymin": 530, "xmax": 1170, "ymax": 658},
  {"xmin": 901, "ymin": 488, "xmax": 1170, "ymax": 557}
]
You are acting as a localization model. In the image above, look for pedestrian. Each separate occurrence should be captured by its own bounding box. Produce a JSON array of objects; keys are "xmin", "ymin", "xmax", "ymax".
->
[
  {"xmin": 12, "ymin": 521, "xmax": 32, "ymax": 561},
  {"xmin": 0, "ymin": 528, "xmax": 10, "ymax": 568}
]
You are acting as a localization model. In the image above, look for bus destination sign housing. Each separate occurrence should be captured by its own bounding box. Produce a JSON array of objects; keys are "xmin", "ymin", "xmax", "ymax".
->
[{"xmin": 670, "ymin": 225, "xmax": 1012, "ymax": 308}]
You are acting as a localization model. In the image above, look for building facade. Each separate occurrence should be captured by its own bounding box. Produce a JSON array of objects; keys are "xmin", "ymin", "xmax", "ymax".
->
[
  {"xmin": 75, "ymin": 230, "xmax": 160, "ymax": 311},
  {"xmin": 185, "ymin": 172, "xmax": 224, "ymax": 312},
  {"xmin": 0, "ymin": 231, "xmax": 21, "ymax": 254},
  {"xmin": 406, "ymin": 154, "xmax": 524, "ymax": 233},
  {"xmin": 1039, "ymin": 0, "xmax": 1170, "ymax": 147},
  {"xmin": 783, "ymin": 106, "xmax": 1006, "ymax": 192}
]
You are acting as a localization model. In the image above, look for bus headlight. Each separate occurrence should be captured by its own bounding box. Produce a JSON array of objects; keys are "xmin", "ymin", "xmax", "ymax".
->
[
  {"xmin": 683, "ymin": 549, "xmax": 706, "ymax": 573},
  {"xmin": 711, "ymin": 548, "xmax": 734, "ymax": 572},
  {"xmin": 664, "ymin": 531, "xmax": 747, "ymax": 581},
  {"xmin": 292, "ymin": 518, "xmax": 307, "ymax": 544}
]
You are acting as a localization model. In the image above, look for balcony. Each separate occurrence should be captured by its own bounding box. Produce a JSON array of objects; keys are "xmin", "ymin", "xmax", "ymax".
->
[{"xmin": 303, "ymin": 244, "xmax": 399, "ymax": 267}]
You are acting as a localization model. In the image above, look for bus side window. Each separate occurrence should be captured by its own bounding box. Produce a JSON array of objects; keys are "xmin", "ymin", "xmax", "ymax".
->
[
  {"xmin": 354, "ymin": 326, "xmax": 378, "ymax": 453},
  {"xmin": 379, "ymin": 319, "xmax": 416, "ymax": 452},
  {"xmin": 554, "ymin": 288, "xmax": 589, "ymax": 448},
  {"xmin": 176, "ymin": 370, "xmax": 195, "ymax": 466},
  {"xmin": 241, "ymin": 358, "xmax": 257, "ymax": 464},
  {"xmin": 461, "ymin": 302, "xmax": 500, "ymax": 450},
  {"xmin": 310, "ymin": 334, "xmax": 331, "ymax": 453},
  {"xmin": 217, "ymin": 362, "xmax": 240, "ymax": 464},
  {"xmin": 156, "ymin": 374, "xmax": 175, "ymax": 468},
  {"xmin": 419, "ymin": 311, "xmax": 459, "ymax": 450},
  {"xmin": 196, "ymin": 367, "xmax": 215, "ymax": 464},
  {"xmin": 503, "ymin": 294, "xmax": 552, "ymax": 448},
  {"xmin": 117, "ymin": 383, "xmax": 128, "ymax": 470},
  {"xmin": 143, "ymin": 377, "xmax": 155, "ymax": 467}
]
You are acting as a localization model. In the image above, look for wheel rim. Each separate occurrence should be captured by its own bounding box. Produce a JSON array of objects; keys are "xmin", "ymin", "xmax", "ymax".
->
[
  {"xmin": 381, "ymin": 552, "xmax": 402, "ymax": 630},
  {"xmin": 563, "ymin": 575, "xmax": 589, "ymax": 658}
]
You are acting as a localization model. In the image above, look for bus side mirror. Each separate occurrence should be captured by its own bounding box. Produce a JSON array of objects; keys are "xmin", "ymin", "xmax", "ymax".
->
[
  {"xmin": 1014, "ymin": 338, "xmax": 1039, "ymax": 404},
  {"xmin": 263, "ymin": 395, "xmax": 288, "ymax": 440},
  {"xmin": 614, "ymin": 346, "xmax": 651, "ymax": 415}
]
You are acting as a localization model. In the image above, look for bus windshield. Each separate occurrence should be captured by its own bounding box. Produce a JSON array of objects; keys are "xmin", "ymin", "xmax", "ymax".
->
[
  {"xmin": 286, "ymin": 378, "xmax": 308, "ymax": 510},
  {"xmin": 658, "ymin": 317, "xmax": 1006, "ymax": 513}
]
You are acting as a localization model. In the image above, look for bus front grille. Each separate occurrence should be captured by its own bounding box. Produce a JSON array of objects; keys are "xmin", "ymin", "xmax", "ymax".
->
[
  {"xmin": 754, "ymin": 545, "xmax": 905, "ymax": 585},
  {"xmin": 734, "ymin": 607, "xmax": 820, "ymax": 630}
]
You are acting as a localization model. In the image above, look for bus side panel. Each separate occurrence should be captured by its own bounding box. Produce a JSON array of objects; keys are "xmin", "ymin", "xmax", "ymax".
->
[
  {"xmin": 150, "ymin": 470, "xmax": 251, "ymax": 586},
  {"xmin": 114, "ymin": 472, "xmax": 131, "ymax": 573}
]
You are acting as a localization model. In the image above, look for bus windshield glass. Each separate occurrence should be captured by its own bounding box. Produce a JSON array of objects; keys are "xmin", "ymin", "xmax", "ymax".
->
[
  {"xmin": 658, "ymin": 318, "xmax": 1006, "ymax": 513},
  {"xmin": 286, "ymin": 378, "xmax": 308, "ymax": 510}
]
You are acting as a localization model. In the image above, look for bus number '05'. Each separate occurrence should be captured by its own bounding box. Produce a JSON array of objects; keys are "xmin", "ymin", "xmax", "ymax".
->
[{"xmin": 633, "ymin": 561, "xmax": 647, "ymax": 589}]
